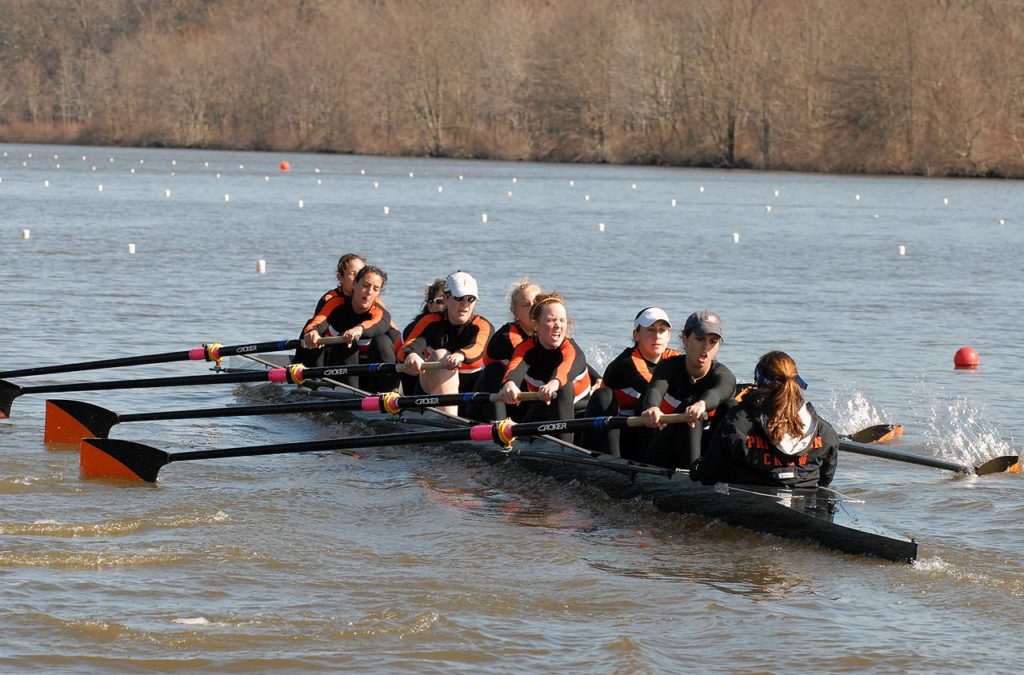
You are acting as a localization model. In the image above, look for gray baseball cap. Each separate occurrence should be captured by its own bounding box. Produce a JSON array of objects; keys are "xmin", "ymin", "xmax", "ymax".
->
[{"xmin": 683, "ymin": 309, "xmax": 724, "ymax": 340}]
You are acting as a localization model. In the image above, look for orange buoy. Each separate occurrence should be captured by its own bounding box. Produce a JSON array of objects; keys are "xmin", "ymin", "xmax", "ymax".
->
[
  {"xmin": 953, "ymin": 346, "xmax": 979, "ymax": 369},
  {"xmin": 279, "ymin": 161, "xmax": 291, "ymax": 172}
]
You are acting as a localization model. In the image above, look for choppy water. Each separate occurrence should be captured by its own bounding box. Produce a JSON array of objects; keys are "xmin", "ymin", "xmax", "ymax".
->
[{"xmin": 1, "ymin": 143, "xmax": 1022, "ymax": 672}]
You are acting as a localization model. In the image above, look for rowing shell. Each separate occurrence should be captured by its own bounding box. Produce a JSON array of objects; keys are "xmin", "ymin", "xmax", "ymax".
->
[{"xmin": 238, "ymin": 354, "xmax": 918, "ymax": 563}]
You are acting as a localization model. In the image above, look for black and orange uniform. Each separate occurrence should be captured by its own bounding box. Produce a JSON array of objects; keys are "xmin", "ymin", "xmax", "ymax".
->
[
  {"xmin": 293, "ymin": 285, "xmax": 345, "ymax": 366},
  {"xmin": 468, "ymin": 321, "xmax": 532, "ymax": 420},
  {"xmin": 690, "ymin": 400, "xmax": 839, "ymax": 488},
  {"xmin": 301, "ymin": 294, "xmax": 394, "ymax": 388},
  {"xmin": 399, "ymin": 313, "xmax": 494, "ymax": 393},
  {"xmin": 638, "ymin": 356, "xmax": 737, "ymax": 469},
  {"xmin": 500, "ymin": 337, "xmax": 592, "ymax": 441},
  {"xmin": 582, "ymin": 346, "xmax": 681, "ymax": 458}
]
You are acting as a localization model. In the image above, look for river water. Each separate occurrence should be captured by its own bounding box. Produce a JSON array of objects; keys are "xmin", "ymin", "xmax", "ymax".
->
[{"xmin": 1, "ymin": 144, "xmax": 1021, "ymax": 672}]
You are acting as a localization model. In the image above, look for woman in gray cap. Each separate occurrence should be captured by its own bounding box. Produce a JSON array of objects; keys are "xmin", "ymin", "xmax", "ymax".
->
[{"xmin": 637, "ymin": 309, "xmax": 737, "ymax": 469}]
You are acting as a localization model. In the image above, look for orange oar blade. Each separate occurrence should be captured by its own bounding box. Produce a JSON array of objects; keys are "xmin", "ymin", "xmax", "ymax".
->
[
  {"xmin": 848, "ymin": 424, "xmax": 904, "ymax": 444},
  {"xmin": 45, "ymin": 400, "xmax": 119, "ymax": 448},
  {"xmin": 80, "ymin": 438, "xmax": 168, "ymax": 482}
]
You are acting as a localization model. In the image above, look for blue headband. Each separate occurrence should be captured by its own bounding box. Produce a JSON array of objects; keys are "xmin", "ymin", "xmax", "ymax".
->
[{"xmin": 754, "ymin": 366, "xmax": 808, "ymax": 390}]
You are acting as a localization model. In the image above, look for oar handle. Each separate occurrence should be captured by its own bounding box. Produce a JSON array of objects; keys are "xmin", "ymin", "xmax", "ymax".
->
[{"xmin": 625, "ymin": 413, "xmax": 689, "ymax": 428}]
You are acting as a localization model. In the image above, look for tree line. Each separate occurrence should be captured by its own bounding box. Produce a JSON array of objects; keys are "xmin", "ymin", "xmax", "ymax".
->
[{"xmin": 1, "ymin": 0, "xmax": 1022, "ymax": 177}]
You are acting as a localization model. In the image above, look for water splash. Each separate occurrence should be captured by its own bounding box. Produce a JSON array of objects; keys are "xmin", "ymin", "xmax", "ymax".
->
[
  {"xmin": 827, "ymin": 389, "xmax": 892, "ymax": 436},
  {"xmin": 923, "ymin": 395, "xmax": 1016, "ymax": 466}
]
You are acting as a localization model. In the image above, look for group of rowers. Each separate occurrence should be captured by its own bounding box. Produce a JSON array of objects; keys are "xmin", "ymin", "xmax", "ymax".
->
[{"xmin": 292, "ymin": 253, "xmax": 840, "ymax": 489}]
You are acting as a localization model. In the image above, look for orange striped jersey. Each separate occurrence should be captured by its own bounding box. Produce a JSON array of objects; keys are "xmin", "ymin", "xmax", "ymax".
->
[
  {"xmin": 485, "ymin": 321, "xmax": 531, "ymax": 366},
  {"xmin": 600, "ymin": 346, "xmax": 682, "ymax": 416},
  {"xmin": 503, "ymin": 337, "xmax": 592, "ymax": 404},
  {"xmin": 399, "ymin": 313, "xmax": 494, "ymax": 374},
  {"xmin": 302, "ymin": 294, "xmax": 390, "ymax": 342}
]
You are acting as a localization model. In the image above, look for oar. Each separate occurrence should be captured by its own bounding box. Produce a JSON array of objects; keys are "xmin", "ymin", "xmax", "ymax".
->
[
  {"xmin": 846, "ymin": 424, "xmax": 903, "ymax": 444},
  {"xmin": 80, "ymin": 413, "xmax": 688, "ymax": 482},
  {"xmin": 44, "ymin": 391, "xmax": 540, "ymax": 445},
  {"xmin": 839, "ymin": 437, "xmax": 1019, "ymax": 476},
  {"xmin": 0, "ymin": 339, "xmax": 303, "ymax": 379},
  {"xmin": 0, "ymin": 362, "xmax": 444, "ymax": 419}
]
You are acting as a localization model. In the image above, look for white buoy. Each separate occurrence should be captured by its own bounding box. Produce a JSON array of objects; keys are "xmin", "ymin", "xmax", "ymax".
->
[
  {"xmin": 765, "ymin": 205, "xmax": 772, "ymax": 212},
  {"xmin": 438, "ymin": 186, "xmax": 443, "ymax": 193},
  {"xmin": 54, "ymin": 154, "xmax": 59, "ymax": 160},
  {"xmin": 21, "ymin": 229, "xmax": 30, "ymax": 240},
  {"xmin": 409, "ymin": 171, "xmax": 415, "ymax": 178},
  {"xmin": 360, "ymin": 169, "xmax": 366, "ymax": 175},
  {"xmin": 43, "ymin": 180, "xmax": 49, "ymax": 187},
  {"xmin": 733, "ymin": 232, "xmax": 740, "ymax": 243},
  {"xmin": 224, "ymin": 194, "xmax": 229, "ymax": 202},
  {"xmin": 215, "ymin": 173, "xmax": 221, "ymax": 179},
  {"xmin": 898, "ymin": 245, "xmax": 906, "ymax": 256},
  {"xmin": 165, "ymin": 189, "xmax": 171, "ymax": 198},
  {"xmin": 383, "ymin": 206, "xmax": 390, "ymax": 215},
  {"xmin": 239, "ymin": 164, "xmax": 244, "ymax": 169},
  {"xmin": 317, "ymin": 178, "xmax": 322, "ymax": 185},
  {"xmin": 481, "ymin": 213, "xmax": 488, "ymax": 223},
  {"xmin": 265, "ymin": 176, "xmax": 270, "ymax": 182},
  {"xmin": 314, "ymin": 168, "xmax": 320, "ymax": 174},
  {"xmin": 512, "ymin": 177, "xmax": 517, "ymax": 183},
  {"xmin": 459, "ymin": 175, "xmax": 464, "ymax": 180},
  {"xmin": 91, "ymin": 166, "xmax": 96, "ymax": 171},
  {"xmin": 204, "ymin": 161, "xmax": 209, "ymax": 167},
  {"xmin": 507, "ymin": 191, "xmax": 512, "ymax": 197},
  {"xmin": 97, "ymin": 184, "xmax": 103, "ymax": 192},
  {"xmin": 130, "ymin": 168, "xmax": 135, "ymax": 174},
  {"xmin": 128, "ymin": 243, "xmax": 136, "ymax": 254},
  {"xmin": 699, "ymin": 185, "xmax": 704, "ymax": 192},
  {"xmin": 298, "ymin": 200, "xmax": 304, "ymax": 209},
  {"xmin": 774, "ymin": 190, "xmax": 780, "ymax": 197},
  {"xmin": 999, "ymin": 218, "xmax": 1006, "ymax": 225},
  {"xmin": 256, "ymin": 259, "xmax": 266, "ymax": 273},
  {"xmin": 569, "ymin": 180, "xmax": 575, "ymax": 187},
  {"xmin": 55, "ymin": 163, "xmax": 60, "ymax": 169},
  {"xmin": 139, "ymin": 159, "xmax": 144, "ymax": 164},
  {"xmin": 584, "ymin": 194, "xmax": 590, "ymax": 202},
  {"xmin": 373, "ymin": 181, "xmax": 379, "ymax": 189},
  {"xmin": 598, "ymin": 223, "xmax": 605, "ymax": 232},
  {"xmin": 671, "ymin": 198, "xmax": 677, "ymax": 207},
  {"xmin": 943, "ymin": 197, "xmax": 949, "ymax": 205},
  {"xmin": 855, "ymin": 194, "xmax": 861, "ymax": 201},
  {"xmin": 172, "ymin": 160, "xmax": 176, "ymax": 166},
  {"xmin": 631, "ymin": 183, "xmax": 637, "ymax": 189}
]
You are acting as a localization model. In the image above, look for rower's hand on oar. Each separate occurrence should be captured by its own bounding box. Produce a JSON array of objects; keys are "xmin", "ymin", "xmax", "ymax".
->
[
  {"xmin": 538, "ymin": 379, "xmax": 559, "ymax": 404},
  {"xmin": 301, "ymin": 331, "xmax": 323, "ymax": 349},
  {"xmin": 500, "ymin": 381, "xmax": 522, "ymax": 405},
  {"xmin": 403, "ymin": 354, "xmax": 425, "ymax": 375},
  {"xmin": 682, "ymin": 401, "xmax": 707, "ymax": 428},
  {"xmin": 640, "ymin": 407, "xmax": 667, "ymax": 430},
  {"xmin": 442, "ymin": 351, "xmax": 465, "ymax": 371},
  {"xmin": 339, "ymin": 325, "xmax": 363, "ymax": 347}
]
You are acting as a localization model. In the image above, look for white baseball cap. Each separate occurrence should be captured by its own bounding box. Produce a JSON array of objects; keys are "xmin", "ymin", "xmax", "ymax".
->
[
  {"xmin": 633, "ymin": 307, "xmax": 671, "ymax": 329},
  {"xmin": 445, "ymin": 271, "xmax": 479, "ymax": 298}
]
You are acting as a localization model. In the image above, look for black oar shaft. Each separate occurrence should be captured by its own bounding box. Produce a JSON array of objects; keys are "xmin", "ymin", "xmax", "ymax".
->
[
  {"xmin": 839, "ymin": 439, "xmax": 973, "ymax": 474},
  {"xmin": 169, "ymin": 427, "xmax": 476, "ymax": 463},
  {"xmin": 0, "ymin": 339, "xmax": 299, "ymax": 379},
  {"xmin": 119, "ymin": 399, "xmax": 362, "ymax": 423},
  {"xmin": 22, "ymin": 370, "xmax": 271, "ymax": 395}
]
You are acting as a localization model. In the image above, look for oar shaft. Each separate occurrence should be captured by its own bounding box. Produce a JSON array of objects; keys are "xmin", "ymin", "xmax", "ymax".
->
[
  {"xmin": 169, "ymin": 427, "xmax": 476, "ymax": 463},
  {"xmin": 0, "ymin": 339, "xmax": 299, "ymax": 379},
  {"xmin": 21, "ymin": 370, "xmax": 272, "ymax": 395},
  {"xmin": 839, "ymin": 439, "xmax": 973, "ymax": 474}
]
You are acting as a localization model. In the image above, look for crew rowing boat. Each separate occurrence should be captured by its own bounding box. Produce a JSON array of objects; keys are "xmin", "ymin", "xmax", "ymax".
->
[{"xmin": 224, "ymin": 354, "xmax": 919, "ymax": 563}]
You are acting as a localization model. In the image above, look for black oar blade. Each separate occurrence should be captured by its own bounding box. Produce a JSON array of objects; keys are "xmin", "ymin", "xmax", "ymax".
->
[
  {"xmin": 975, "ymin": 455, "xmax": 1021, "ymax": 476},
  {"xmin": 45, "ymin": 400, "xmax": 120, "ymax": 447},
  {"xmin": 80, "ymin": 438, "xmax": 170, "ymax": 483},
  {"xmin": 848, "ymin": 424, "xmax": 904, "ymax": 444},
  {"xmin": 0, "ymin": 380, "xmax": 23, "ymax": 419}
]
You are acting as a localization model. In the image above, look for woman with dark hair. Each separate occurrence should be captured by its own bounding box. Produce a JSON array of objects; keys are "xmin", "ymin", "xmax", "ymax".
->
[
  {"xmin": 398, "ymin": 278, "xmax": 446, "ymax": 394},
  {"xmin": 300, "ymin": 264, "xmax": 395, "ymax": 388},
  {"xmin": 293, "ymin": 253, "xmax": 366, "ymax": 367},
  {"xmin": 690, "ymin": 351, "xmax": 839, "ymax": 488}
]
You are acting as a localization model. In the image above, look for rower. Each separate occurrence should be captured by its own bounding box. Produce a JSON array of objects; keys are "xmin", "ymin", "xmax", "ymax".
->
[
  {"xmin": 300, "ymin": 265, "xmax": 396, "ymax": 390},
  {"xmin": 399, "ymin": 271, "xmax": 494, "ymax": 415},
  {"xmin": 466, "ymin": 278, "xmax": 540, "ymax": 420},
  {"xmin": 581, "ymin": 307, "xmax": 680, "ymax": 458},
  {"xmin": 638, "ymin": 309, "xmax": 736, "ymax": 469},
  {"xmin": 398, "ymin": 278, "xmax": 446, "ymax": 395},
  {"xmin": 690, "ymin": 351, "xmax": 839, "ymax": 487},
  {"xmin": 497, "ymin": 292, "xmax": 591, "ymax": 442},
  {"xmin": 293, "ymin": 253, "xmax": 366, "ymax": 367}
]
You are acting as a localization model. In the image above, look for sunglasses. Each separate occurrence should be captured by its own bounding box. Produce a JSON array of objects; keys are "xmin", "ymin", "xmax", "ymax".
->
[
  {"xmin": 452, "ymin": 295, "xmax": 477, "ymax": 304},
  {"xmin": 429, "ymin": 297, "xmax": 445, "ymax": 306}
]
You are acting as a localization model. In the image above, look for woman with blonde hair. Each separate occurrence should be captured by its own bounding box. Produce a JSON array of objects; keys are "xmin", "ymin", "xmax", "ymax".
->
[{"xmin": 690, "ymin": 351, "xmax": 839, "ymax": 488}]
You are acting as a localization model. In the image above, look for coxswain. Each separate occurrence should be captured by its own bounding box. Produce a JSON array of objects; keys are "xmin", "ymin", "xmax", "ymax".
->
[
  {"xmin": 498, "ymin": 292, "xmax": 591, "ymax": 442},
  {"xmin": 638, "ymin": 309, "xmax": 736, "ymax": 468},
  {"xmin": 300, "ymin": 264, "xmax": 395, "ymax": 389},
  {"xmin": 690, "ymin": 351, "xmax": 839, "ymax": 488},
  {"xmin": 399, "ymin": 271, "xmax": 494, "ymax": 415},
  {"xmin": 582, "ymin": 307, "xmax": 680, "ymax": 458}
]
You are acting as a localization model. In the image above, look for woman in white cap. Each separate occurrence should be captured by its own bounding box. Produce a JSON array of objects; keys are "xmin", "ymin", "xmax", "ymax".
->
[
  {"xmin": 638, "ymin": 309, "xmax": 737, "ymax": 469},
  {"xmin": 690, "ymin": 351, "xmax": 838, "ymax": 487},
  {"xmin": 581, "ymin": 307, "xmax": 680, "ymax": 458},
  {"xmin": 399, "ymin": 270, "xmax": 494, "ymax": 415}
]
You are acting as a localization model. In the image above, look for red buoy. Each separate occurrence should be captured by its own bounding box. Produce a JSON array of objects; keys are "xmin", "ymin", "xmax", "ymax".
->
[
  {"xmin": 279, "ymin": 161, "xmax": 291, "ymax": 172},
  {"xmin": 953, "ymin": 346, "xmax": 979, "ymax": 369}
]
